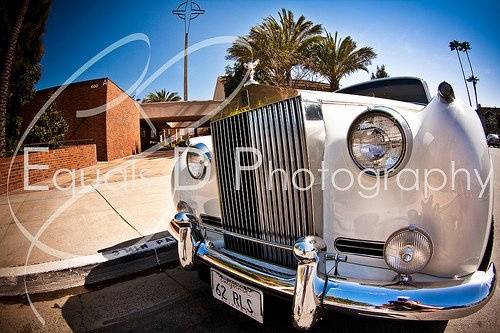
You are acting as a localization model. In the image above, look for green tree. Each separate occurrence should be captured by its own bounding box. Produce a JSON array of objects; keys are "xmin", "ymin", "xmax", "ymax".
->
[
  {"xmin": 460, "ymin": 41, "xmax": 479, "ymax": 108},
  {"xmin": 449, "ymin": 40, "xmax": 472, "ymax": 106},
  {"xmin": 223, "ymin": 63, "xmax": 245, "ymax": 97},
  {"xmin": 0, "ymin": 0, "xmax": 52, "ymax": 156},
  {"xmin": 142, "ymin": 89, "xmax": 182, "ymax": 103},
  {"xmin": 466, "ymin": 75, "xmax": 479, "ymax": 109},
  {"xmin": 311, "ymin": 32, "xmax": 376, "ymax": 91},
  {"xmin": 371, "ymin": 65, "xmax": 389, "ymax": 79},
  {"xmin": 226, "ymin": 9, "xmax": 323, "ymax": 87},
  {"xmin": 0, "ymin": 0, "xmax": 30, "ymax": 156},
  {"xmin": 26, "ymin": 103, "xmax": 68, "ymax": 147},
  {"xmin": 485, "ymin": 112, "xmax": 498, "ymax": 134}
]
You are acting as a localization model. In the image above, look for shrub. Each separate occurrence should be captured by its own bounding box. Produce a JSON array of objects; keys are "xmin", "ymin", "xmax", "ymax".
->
[{"xmin": 27, "ymin": 103, "xmax": 68, "ymax": 147}]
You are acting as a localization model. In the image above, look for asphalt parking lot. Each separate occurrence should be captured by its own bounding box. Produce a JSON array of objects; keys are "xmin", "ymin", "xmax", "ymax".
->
[{"xmin": 0, "ymin": 150, "xmax": 498, "ymax": 332}]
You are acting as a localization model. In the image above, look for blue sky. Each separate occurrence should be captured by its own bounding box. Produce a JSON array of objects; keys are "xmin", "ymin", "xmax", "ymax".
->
[{"xmin": 38, "ymin": 0, "xmax": 500, "ymax": 106}]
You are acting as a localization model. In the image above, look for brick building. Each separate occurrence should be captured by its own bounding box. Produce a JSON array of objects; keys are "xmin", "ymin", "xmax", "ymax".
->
[{"xmin": 21, "ymin": 78, "xmax": 141, "ymax": 161}]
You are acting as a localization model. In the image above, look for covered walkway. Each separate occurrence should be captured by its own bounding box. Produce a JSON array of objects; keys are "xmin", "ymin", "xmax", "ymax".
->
[{"xmin": 139, "ymin": 100, "xmax": 222, "ymax": 148}]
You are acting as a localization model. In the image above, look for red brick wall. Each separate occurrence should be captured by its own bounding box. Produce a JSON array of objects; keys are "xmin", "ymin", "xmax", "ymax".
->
[
  {"xmin": 0, "ymin": 144, "xmax": 97, "ymax": 194},
  {"xmin": 21, "ymin": 79, "xmax": 108, "ymax": 160},
  {"xmin": 105, "ymin": 81, "xmax": 141, "ymax": 160},
  {"xmin": 21, "ymin": 78, "xmax": 141, "ymax": 161}
]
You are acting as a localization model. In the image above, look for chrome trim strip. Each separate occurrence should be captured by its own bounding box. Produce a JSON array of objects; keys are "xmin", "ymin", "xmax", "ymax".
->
[
  {"xmin": 270, "ymin": 103, "xmax": 286, "ymax": 248},
  {"xmin": 263, "ymin": 105, "xmax": 281, "ymax": 246},
  {"xmin": 301, "ymin": 100, "xmax": 326, "ymax": 237},
  {"xmin": 293, "ymin": 98, "xmax": 313, "ymax": 236},
  {"xmin": 334, "ymin": 237, "xmax": 385, "ymax": 258},
  {"xmin": 278, "ymin": 101, "xmax": 296, "ymax": 240},
  {"xmin": 249, "ymin": 110, "xmax": 271, "ymax": 259},
  {"xmin": 233, "ymin": 115, "xmax": 249, "ymax": 237},
  {"xmin": 198, "ymin": 222, "xmax": 293, "ymax": 251},
  {"xmin": 229, "ymin": 117, "xmax": 242, "ymax": 236},
  {"xmin": 284, "ymin": 100, "xmax": 302, "ymax": 239}
]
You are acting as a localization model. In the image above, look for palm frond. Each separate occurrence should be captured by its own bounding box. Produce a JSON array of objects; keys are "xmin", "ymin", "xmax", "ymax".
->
[
  {"xmin": 226, "ymin": 8, "xmax": 323, "ymax": 86},
  {"xmin": 310, "ymin": 31, "xmax": 376, "ymax": 90},
  {"xmin": 142, "ymin": 89, "xmax": 181, "ymax": 103}
]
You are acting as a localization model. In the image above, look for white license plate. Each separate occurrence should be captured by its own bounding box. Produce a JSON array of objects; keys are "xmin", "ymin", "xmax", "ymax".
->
[{"xmin": 211, "ymin": 269, "xmax": 264, "ymax": 323}]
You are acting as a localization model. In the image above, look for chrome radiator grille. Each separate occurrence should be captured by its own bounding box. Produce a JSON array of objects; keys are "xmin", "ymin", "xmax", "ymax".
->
[{"xmin": 211, "ymin": 97, "xmax": 314, "ymax": 267}]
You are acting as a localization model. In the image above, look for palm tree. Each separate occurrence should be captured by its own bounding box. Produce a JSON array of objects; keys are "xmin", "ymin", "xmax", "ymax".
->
[
  {"xmin": 466, "ymin": 75, "xmax": 479, "ymax": 107},
  {"xmin": 0, "ymin": 0, "xmax": 30, "ymax": 156},
  {"xmin": 449, "ymin": 40, "xmax": 472, "ymax": 106},
  {"xmin": 142, "ymin": 89, "xmax": 182, "ymax": 103},
  {"xmin": 371, "ymin": 65, "xmax": 389, "ymax": 80},
  {"xmin": 460, "ymin": 41, "xmax": 479, "ymax": 108},
  {"xmin": 311, "ymin": 32, "xmax": 376, "ymax": 91},
  {"xmin": 227, "ymin": 9, "xmax": 323, "ymax": 86}
]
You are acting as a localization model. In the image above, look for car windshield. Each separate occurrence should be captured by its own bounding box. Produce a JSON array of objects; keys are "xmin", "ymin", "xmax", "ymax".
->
[{"xmin": 337, "ymin": 78, "xmax": 431, "ymax": 105}]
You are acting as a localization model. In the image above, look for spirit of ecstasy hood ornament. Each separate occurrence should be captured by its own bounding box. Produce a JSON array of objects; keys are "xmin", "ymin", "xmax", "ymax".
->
[{"xmin": 244, "ymin": 59, "xmax": 260, "ymax": 86}]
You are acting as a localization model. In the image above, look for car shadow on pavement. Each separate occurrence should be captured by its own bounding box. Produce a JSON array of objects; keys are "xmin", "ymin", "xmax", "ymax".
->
[
  {"xmin": 317, "ymin": 312, "xmax": 448, "ymax": 333},
  {"xmin": 59, "ymin": 261, "xmax": 448, "ymax": 332}
]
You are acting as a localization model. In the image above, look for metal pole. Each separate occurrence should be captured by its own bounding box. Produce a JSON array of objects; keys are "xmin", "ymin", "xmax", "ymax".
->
[
  {"xmin": 173, "ymin": 1, "xmax": 204, "ymax": 102},
  {"xmin": 184, "ymin": 32, "xmax": 188, "ymax": 101}
]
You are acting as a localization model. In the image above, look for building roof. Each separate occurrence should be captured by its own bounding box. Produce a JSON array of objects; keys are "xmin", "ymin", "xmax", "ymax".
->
[
  {"xmin": 292, "ymin": 79, "xmax": 332, "ymax": 92},
  {"xmin": 36, "ymin": 77, "xmax": 110, "ymax": 94},
  {"xmin": 166, "ymin": 121, "xmax": 206, "ymax": 128},
  {"xmin": 213, "ymin": 76, "xmax": 226, "ymax": 101},
  {"xmin": 139, "ymin": 100, "xmax": 222, "ymax": 126}
]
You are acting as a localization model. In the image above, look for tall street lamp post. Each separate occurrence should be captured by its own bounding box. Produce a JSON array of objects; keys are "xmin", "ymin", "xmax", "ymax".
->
[{"xmin": 172, "ymin": 0, "xmax": 205, "ymax": 102}]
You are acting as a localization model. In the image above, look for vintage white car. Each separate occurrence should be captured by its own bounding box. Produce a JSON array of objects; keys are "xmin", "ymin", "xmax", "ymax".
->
[{"xmin": 167, "ymin": 77, "xmax": 496, "ymax": 329}]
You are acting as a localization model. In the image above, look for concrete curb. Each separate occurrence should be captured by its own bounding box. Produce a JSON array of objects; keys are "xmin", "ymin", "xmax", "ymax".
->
[{"xmin": 0, "ymin": 236, "xmax": 178, "ymax": 297}]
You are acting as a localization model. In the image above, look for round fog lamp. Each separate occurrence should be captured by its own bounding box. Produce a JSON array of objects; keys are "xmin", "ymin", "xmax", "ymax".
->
[{"xmin": 384, "ymin": 226, "xmax": 433, "ymax": 274}]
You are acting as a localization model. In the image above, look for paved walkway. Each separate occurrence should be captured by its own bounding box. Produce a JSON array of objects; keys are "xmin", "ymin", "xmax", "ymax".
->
[{"xmin": 0, "ymin": 150, "xmax": 176, "ymax": 268}]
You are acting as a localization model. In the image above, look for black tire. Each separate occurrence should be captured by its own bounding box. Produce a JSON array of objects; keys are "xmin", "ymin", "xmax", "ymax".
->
[{"xmin": 479, "ymin": 217, "xmax": 494, "ymax": 272}]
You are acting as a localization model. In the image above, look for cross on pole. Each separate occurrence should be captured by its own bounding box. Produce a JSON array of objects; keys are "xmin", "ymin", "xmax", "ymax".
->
[{"xmin": 172, "ymin": 0, "xmax": 205, "ymax": 101}]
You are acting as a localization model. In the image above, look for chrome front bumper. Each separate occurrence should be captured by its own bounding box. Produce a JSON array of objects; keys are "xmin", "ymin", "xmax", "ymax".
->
[{"xmin": 167, "ymin": 213, "xmax": 496, "ymax": 329}]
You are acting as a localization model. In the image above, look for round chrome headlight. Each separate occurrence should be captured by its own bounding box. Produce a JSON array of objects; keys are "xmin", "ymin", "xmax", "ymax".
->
[
  {"xmin": 384, "ymin": 226, "xmax": 433, "ymax": 274},
  {"xmin": 186, "ymin": 143, "xmax": 211, "ymax": 179},
  {"xmin": 348, "ymin": 108, "xmax": 411, "ymax": 176}
]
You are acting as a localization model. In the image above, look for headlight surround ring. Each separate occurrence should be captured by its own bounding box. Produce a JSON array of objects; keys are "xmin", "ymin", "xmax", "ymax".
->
[
  {"xmin": 383, "ymin": 226, "xmax": 433, "ymax": 275},
  {"xmin": 186, "ymin": 143, "xmax": 211, "ymax": 179},
  {"xmin": 347, "ymin": 107, "xmax": 412, "ymax": 177}
]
